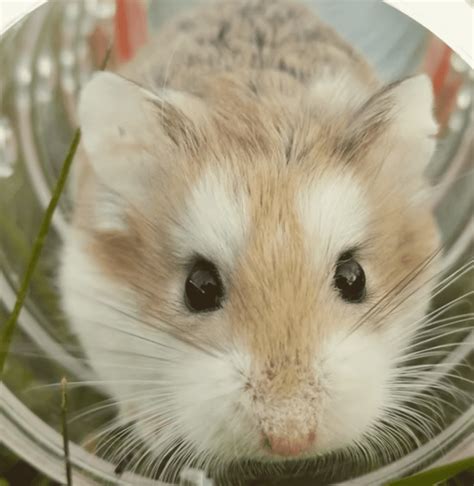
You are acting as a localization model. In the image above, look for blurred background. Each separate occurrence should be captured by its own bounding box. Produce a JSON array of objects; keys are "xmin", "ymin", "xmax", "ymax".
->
[{"xmin": 0, "ymin": 1, "xmax": 472, "ymax": 485}]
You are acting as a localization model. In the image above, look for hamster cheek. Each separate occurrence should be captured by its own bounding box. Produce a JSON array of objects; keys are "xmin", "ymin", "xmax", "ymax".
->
[
  {"xmin": 166, "ymin": 349, "xmax": 260, "ymax": 461},
  {"xmin": 316, "ymin": 330, "xmax": 394, "ymax": 450}
]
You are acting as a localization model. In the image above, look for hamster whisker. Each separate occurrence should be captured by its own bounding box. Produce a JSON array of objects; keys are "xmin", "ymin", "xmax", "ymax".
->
[
  {"xmin": 367, "ymin": 272, "xmax": 472, "ymax": 339},
  {"xmin": 385, "ymin": 403, "xmax": 449, "ymax": 440},
  {"xmin": 390, "ymin": 373, "xmax": 470, "ymax": 392},
  {"xmin": 380, "ymin": 415, "xmax": 424, "ymax": 451},
  {"xmin": 388, "ymin": 381, "xmax": 469, "ymax": 408},
  {"xmin": 132, "ymin": 444, "xmax": 160, "ymax": 480},
  {"xmin": 82, "ymin": 397, "xmax": 172, "ymax": 448},
  {"xmin": 97, "ymin": 423, "xmax": 148, "ymax": 467},
  {"xmin": 431, "ymin": 258, "xmax": 473, "ymax": 291},
  {"xmin": 387, "ymin": 404, "xmax": 440, "ymax": 437},
  {"xmin": 389, "ymin": 389, "xmax": 467, "ymax": 416},
  {"xmin": 348, "ymin": 440, "xmax": 371, "ymax": 470},
  {"xmin": 63, "ymin": 286, "xmax": 184, "ymax": 347},
  {"xmin": 392, "ymin": 367, "xmax": 472, "ymax": 386},
  {"xmin": 395, "ymin": 342, "xmax": 471, "ymax": 364},
  {"xmin": 371, "ymin": 427, "xmax": 407, "ymax": 463},
  {"xmin": 69, "ymin": 389, "xmax": 169, "ymax": 424},
  {"xmin": 139, "ymin": 435, "xmax": 169, "ymax": 480},
  {"xmin": 394, "ymin": 361, "xmax": 472, "ymax": 373},
  {"xmin": 370, "ymin": 255, "xmax": 471, "ymax": 332},
  {"xmin": 366, "ymin": 421, "xmax": 411, "ymax": 460},
  {"xmin": 410, "ymin": 313, "xmax": 474, "ymax": 335},
  {"xmin": 133, "ymin": 446, "xmax": 156, "ymax": 480},
  {"xmin": 321, "ymin": 312, "xmax": 469, "ymax": 380},
  {"xmin": 107, "ymin": 423, "xmax": 159, "ymax": 474},
  {"xmin": 75, "ymin": 368, "xmax": 239, "ymax": 433},
  {"xmin": 382, "ymin": 419, "xmax": 425, "ymax": 455},
  {"xmin": 405, "ymin": 318, "xmax": 472, "ymax": 342},
  {"xmin": 353, "ymin": 433, "xmax": 386, "ymax": 468},
  {"xmin": 390, "ymin": 381, "xmax": 471, "ymax": 406},
  {"xmin": 381, "ymin": 407, "xmax": 439, "ymax": 444},
  {"xmin": 370, "ymin": 271, "xmax": 463, "ymax": 334},
  {"xmin": 124, "ymin": 419, "xmax": 186, "ymax": 479},
  {"xmin": 144, "ymin": 436, "xmax": 187, "ymax": 482},
  {"xmin": 7, "ymin": 348, "xmax": 176, "ymax": 372},
  {"xmin": 386, "ymin": 391, "xmax": 445, "ymax": 416},
  {"xmin": 157, "ymin": 439, "xmax": 194, "ymax": 482},
  {"xmin": 416, "ymin": 290, "xmax": 474, "ymax": 326},
  {"xmin": 98, "ymin": 424, "xmax": 140, "ymax": 465},
  {"xmin": 397, "ymin": 327, "xmax": 472, "ymax": 354},
  {"xmin": 31, "ymin": 379, "xmax": 172, "ymax": 389},
  {"xmin": 391, "ymin": 378, "xmax": 471, "ymax": 399},
  {"xmin": 386, "ymin": 309, "xmax": 472, "ymax": 349},
  {"xmin": 393, "ymin": 327, "xmax": 472, "ymax": 357},
  {"xmin": 393, "ymin": 323, "xmax": 473, "ymax": 350},
  {"xmin": 94, "ymin": 406, "xmax": 177, "ymax": 461},
  {"xmin": 69, "ymin": 283, "xmax": 223, "ymax": 358}
]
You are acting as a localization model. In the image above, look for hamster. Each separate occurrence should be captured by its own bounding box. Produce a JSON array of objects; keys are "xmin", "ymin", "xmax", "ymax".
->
[{"xmin": 59, "ymin": 0, "xmax": 441, "ymax": 481}]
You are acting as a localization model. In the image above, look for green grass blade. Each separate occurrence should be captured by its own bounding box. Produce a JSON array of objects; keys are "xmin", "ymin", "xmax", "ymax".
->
[
  {"xmin": 61, "ymin": 377, "xmax": 73, "ymax": 486},
  {"xmin": 386, "ymin": 456, "xmax": 474, "ymax": 486},
  {"xmin": 0, "ymin": 44, "xmax": 112, "ymax": 377},
  {"xmin": 0, "ymin": 129, "xmax": 81, "ymax": 376}
]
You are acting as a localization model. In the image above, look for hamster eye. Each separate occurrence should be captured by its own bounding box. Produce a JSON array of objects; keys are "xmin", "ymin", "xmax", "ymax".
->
[
  {"xmin": 334, "ymin": 252, "xmax": 366, "ymax": 303},
  {"xmin": 185, "ymin": 259, "xmax": 224, "ymax": 312}
]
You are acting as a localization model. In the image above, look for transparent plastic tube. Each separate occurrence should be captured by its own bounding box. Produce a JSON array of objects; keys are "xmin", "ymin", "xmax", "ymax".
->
[{"xmin": 1, "ymin": 1, "xmax": 472, "ymax": 484}]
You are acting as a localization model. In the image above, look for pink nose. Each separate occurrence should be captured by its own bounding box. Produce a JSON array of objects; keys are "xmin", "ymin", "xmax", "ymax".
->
[{"xmin": 264, "ymin": 430, "xmax": 316, "ymax": 457}]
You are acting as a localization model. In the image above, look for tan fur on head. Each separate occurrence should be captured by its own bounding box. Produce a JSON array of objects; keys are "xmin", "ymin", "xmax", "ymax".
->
[{"xmin": 60, "ymin": 0, "xmax": 441, "ymax": 476}]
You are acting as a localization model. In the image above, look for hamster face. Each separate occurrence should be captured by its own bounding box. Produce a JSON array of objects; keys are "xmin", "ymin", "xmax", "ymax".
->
[{"xmin": 60, "ymin": 71, "xmax": 440, "ymax": 476}]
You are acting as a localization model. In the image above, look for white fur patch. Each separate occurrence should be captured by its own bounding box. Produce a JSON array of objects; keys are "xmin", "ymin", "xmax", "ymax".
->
[
  {"xmin": 315, "ymin": 329, "xmax": 392, "ymax": 451},
  {"xmin": 172, "ymin": 167, "xmax": 249, "ymax": 269},
  {"xmin": 297, "ymin": 170, "xmax": 369, "ymax": 262}
]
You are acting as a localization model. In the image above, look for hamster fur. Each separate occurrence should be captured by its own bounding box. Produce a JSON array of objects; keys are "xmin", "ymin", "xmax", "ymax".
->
[{"xmin": 60, "ymin": 0, "xmax": 441, "ymax": 479}]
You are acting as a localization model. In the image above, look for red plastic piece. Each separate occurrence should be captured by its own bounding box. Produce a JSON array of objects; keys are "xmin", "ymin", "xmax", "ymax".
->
[
  {"xmin": 423, "ymin": 36, "xmax": 464, "ymax": 132},
  {"xmin": 424, "ymin": 38, "xmax": 452, "ymax": 98},
  {"xmin": 115, "ymin": 0, "xmax": 149, "ymax": 63}
]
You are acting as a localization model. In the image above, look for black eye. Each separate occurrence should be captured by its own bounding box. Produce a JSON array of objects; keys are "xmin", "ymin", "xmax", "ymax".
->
[
  {"xmin": 334, "ymin": 253, "xmax": 366, "ymax": 303},
  {"xmin": 185, "ymin": 259, "xmax": 224, "ymax": 312}
]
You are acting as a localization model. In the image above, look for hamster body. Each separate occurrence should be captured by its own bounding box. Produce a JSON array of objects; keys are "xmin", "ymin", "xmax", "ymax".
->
[{"xmin": 60, "ymin": 0, "xmax": 441, "ymax": 480}]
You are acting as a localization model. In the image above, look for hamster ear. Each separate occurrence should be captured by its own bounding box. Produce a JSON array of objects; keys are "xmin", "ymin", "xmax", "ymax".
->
[
  {"xmin": 385, "ymin": 74, "xmax": 438, "ymax": 160},
  {"xmin": 78, "ymin": 71, "xmax": 207, "ymax": 200},
  {"xmin": 344, "ymin": 74, "xmax": 438, "ymax": 178}
]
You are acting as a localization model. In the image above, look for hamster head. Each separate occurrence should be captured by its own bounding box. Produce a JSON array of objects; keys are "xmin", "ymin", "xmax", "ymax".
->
[{"xmin": 60, "ymin": 71, "xmax": 441, "ymax": 474}]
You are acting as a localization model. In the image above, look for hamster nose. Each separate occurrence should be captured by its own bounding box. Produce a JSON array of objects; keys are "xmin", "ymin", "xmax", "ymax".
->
[{"xmin": 263, "ymin": 430, "xmax": 316, "ymax": 457}]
